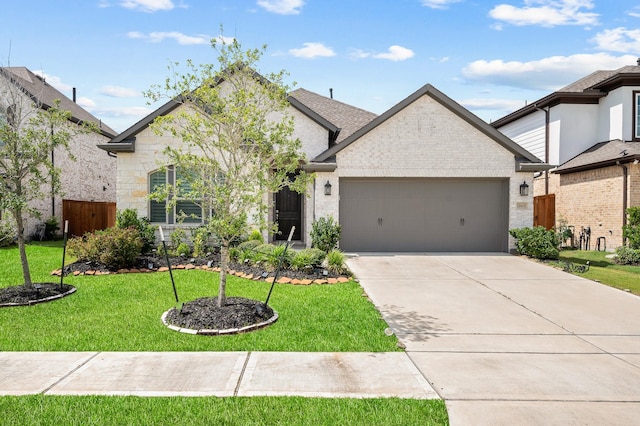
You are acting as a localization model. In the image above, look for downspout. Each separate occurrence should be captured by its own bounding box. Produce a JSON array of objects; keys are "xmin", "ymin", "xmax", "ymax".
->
[
  {"xmin": 535, "ymin": 106, "xmax": 550, "ymax": 195},
  {"xmin": 617, "ymin": 161, "xmax": 628, "ymax": 238}
]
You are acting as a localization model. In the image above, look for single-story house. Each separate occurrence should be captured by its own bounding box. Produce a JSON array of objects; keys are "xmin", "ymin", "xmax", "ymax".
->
[{"xmin": 99, "ymin": 77, "xmax": 548, "ymax": 252}]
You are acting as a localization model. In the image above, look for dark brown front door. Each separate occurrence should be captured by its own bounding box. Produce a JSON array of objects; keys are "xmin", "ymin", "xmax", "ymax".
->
[{"xmin": 275, "ymin": 185, "xmax": 302, "ymax": 240}]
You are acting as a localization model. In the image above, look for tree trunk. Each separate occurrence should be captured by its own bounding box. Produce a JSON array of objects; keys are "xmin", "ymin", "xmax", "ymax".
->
[
  {"xmin": 217, "ymin": 242, "xmax": 229, "ymax": 307},
  {"xmin": 13, "ymin": 210, "xmax": 32, "ymax": 288}
]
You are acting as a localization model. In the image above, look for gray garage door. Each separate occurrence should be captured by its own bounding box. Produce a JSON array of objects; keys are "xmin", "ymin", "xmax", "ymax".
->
[{"xmin": 339, "ymin": 178, "xmax": 509, "ymax": 252}]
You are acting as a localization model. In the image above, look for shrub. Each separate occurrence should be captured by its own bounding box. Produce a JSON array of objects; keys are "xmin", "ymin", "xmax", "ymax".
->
[
  {"xmin": 170, "ymin": 228, "xmax": 187, "ymax": 250},
  {"xmin": 291, "ymin": 248, "xmax": 326, "ymax": 271},
  {"xmin": 326, "ymin": 249, "xmax": 347, "ymax": 274},
  {"xmin": 509, "ymin": 226, "xmax": 560, "ymax": 260},
  {"xmin": 614, "ymin": 246, "xmax": 640, "ymax": 265},
  {"xmin": 68, "ymin": 227, "xmax": 144, "ymax": 269},
  {"xmin": 0, "ymin": 217, "xmax": 17, "ymax": 247},
  {"xmin": 175, "ymin": 242, "xmax": 192, "ymax": 257},
  {"xmin": 115, "ymin": 208, "xmax": 156, "ymax": 253},
  {"xmin": 248, "ymin": 229, "xmax": 263, "ymax": 243},
  {"xmin": 44, "ymin": 216, "xmax": 60, "ymax": 240},
  {"xmin": 191, "ymin": 227, "xmax": 211, "ymax": 258},
  {"xmin": 310, "ymin": 216, "xmax": 341, "ymax": 253},
  {"xmin": 623, "ymin": 206, "xmax": 640, "ymax": 249}
]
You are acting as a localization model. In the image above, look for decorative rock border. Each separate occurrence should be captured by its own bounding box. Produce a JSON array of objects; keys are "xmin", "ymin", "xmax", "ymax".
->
[
  {"xmin": 160, "ymin": 309, "xmax": 278, "ymax": 335},
  {"xmin": 0, "ymin": 285, "xmax": 77, "ymax": 308},
  {"xmin": 51, "ymin": 264, "xmax": 352, "ymax": 285}
]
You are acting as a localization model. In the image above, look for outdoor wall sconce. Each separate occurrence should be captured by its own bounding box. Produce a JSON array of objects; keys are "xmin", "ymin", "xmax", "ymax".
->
[
  {"xmin": 519, "ymin": 181, "xmax": 529, "ymax": 196},
  {"xmin": 324, "ymin": 180, "xmax": 332, "ymax": 196}
]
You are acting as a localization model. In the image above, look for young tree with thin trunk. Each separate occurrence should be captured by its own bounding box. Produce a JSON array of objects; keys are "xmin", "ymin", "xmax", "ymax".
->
[
  {"xmin": 0, "ymin": 69, "xmax": 94, "ymax": 288},
  {"xmin": 147, "ymin": 38, "xmax": 311, "ymax": 307}
]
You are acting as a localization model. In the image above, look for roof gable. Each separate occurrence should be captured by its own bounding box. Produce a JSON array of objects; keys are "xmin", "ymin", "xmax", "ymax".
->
[
  {"xmin": 0, "ymin": 67, "xmax": 116, "ymax": 137},
  {"xmin": 313, "ymin": 83, "xmax": 541, "ymax": 163}
]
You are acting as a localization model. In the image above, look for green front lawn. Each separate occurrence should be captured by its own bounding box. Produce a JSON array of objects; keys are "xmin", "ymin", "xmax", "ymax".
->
[
  {"xmin": 558, "ymin": 249, "xmax": 640, "ymax": 296},
  {"xmin": 0, "ymin": 242, "xmax": 399, "ymax": 352},
  {"xmin": 0, "ymin": 395, "xmax": 448, "ymax": 426}
]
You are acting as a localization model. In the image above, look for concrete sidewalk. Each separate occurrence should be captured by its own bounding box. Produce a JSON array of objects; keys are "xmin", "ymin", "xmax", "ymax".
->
[
  {"xmin": 0, "ymin": 351, "xmax": 438, "ymax": 399},
  {"xmin": 347, "ymin": 253, "xmax": 640, "ymax": 426}
]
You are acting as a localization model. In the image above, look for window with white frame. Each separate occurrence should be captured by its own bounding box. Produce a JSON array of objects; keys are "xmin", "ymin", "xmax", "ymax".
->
[{"xmin": 148, "ymin": 166, "xmax": 202, "ymax": 224}]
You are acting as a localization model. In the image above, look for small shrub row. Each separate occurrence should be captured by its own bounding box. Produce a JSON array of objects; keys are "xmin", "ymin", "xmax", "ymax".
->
[
  {"xmin": 68, "ymin": 227, "xmax": 143, "ymax": 269},
  {"xmin": 509, "ymin": 226, "xmax": 560, "ymax": 260},
  {"xmin": 614, "ymin": 246, "xmax": 640, "ymax": 265}
]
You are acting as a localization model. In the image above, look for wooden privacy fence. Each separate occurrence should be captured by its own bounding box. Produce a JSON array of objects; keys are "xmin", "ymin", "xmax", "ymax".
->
[
  {"xmin": 533, "ymin": 194, "xmax": 555, "ymax": 230},
  {"xmin": 63, "ymin": 199, "xmax": 116, "ymax": 237}
]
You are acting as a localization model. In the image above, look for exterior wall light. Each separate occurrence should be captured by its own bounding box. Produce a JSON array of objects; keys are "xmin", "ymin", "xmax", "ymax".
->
[
  {"xmin": 519, "ymin": 181, "xmax": 529, "ymax": 196},
  {"xmin": 324, "ymin": 180, "xmax": 332, "ymax": 196}
]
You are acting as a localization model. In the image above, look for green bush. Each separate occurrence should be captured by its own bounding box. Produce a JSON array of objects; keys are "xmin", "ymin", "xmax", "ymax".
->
[
  {"xmin": 614, "ymin": 246, "xmax": 640, "ymax": 265},
  {"xmin": 623, "ymin": 206, "xmax": 640, "ymax": 249},
  {"xmin": 68, "ymin": 227, "xmax": 144, "ymax": 269},
  {"xmin": 509, "ymin": 226, "xmax": 560, "ymax": 260},
  {"xmin": 191, "ymin": 227, "xmax": 210, "ymax": 258},
  {"xmin": 248, "ymin": 229, "xmax": 263, "ymax": 243},
  {"xmin": 326, "ymin": 249, "xmax": 347, "ymax": 274},
  {"xmin": 175, "ymin": 242, "xmax": 192, "ymax": 257},
  {"xmin": 291, "ymin": 248, "xmax": 326, "ymax": 271},
  {"xmin": 44, "ymin": 216, "xmax": 60, "ymax": 240},
  {"xmin": 310, "ymin": 216, "xmax": 341, "ymax": 253},
  {"xmin": 0, "ymin": 217, "xmax": 16, "ymax": 247},
  {"xmin": 169, "ymin": 228, "xmax": 186, "ymax": 250},
  {"xmin": 115, "ymin": 208, "xmax": 156, "ymax": 253}
]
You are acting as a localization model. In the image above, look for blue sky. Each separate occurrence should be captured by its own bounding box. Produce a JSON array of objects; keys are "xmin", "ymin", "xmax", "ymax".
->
[{"xmin": 1, "ymin": 0, "xmax": 639, "ymax": 132}]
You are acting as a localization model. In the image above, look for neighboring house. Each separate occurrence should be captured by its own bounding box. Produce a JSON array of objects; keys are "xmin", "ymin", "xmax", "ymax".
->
[
  {"xmin": 493, "ymin": 63, "xmax": 640, "ymax": 249},
  {"xmin": 0, "ymin": 67, "xmax": 117, "ymax": 238},
  {"xmin": 99, "ymin": 79, "xmax": 547, "ymax": 252}
]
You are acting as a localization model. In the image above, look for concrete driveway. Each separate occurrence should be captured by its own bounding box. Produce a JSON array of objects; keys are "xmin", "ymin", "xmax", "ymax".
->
[{"xmin": 346, "ymin": 253, "xmax": 640, "ymax": 426}]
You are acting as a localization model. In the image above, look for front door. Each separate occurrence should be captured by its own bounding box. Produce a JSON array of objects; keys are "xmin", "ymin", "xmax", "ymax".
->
[{"xmin": 275, "ymin": 185, "xmax": 302, "ymax": 240}]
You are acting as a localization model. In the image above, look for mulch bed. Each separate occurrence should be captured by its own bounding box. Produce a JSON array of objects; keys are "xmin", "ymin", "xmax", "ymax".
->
[
  {"xmin": 51, "ymin": 251, "xmax": 351, "ymax": 285},
  {"xmin": 162, "ymin": 297, "xmax": 277, "ymax": 334},
  {"xmin": 0, "ymin": 283, "xmax": 76, "ymax": 307}
]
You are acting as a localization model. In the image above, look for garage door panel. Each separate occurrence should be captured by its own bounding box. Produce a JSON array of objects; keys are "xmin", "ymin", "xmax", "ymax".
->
[{"xmin": 340, "ymin": 178, "xmax": 508, "ymax": 252}]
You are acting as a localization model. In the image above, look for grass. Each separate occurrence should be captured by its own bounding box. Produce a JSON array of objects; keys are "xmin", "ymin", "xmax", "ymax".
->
[
  {"xmin": 0, "ymin": 395, "xmax": 449, "ymax": 425},
  {"xmin": 557, "ymin": 249, "xmax": 640, "ymax": 296},
  {"xmin": 0, "ymin": 242, "xmax": 399, "ymax": 352}
]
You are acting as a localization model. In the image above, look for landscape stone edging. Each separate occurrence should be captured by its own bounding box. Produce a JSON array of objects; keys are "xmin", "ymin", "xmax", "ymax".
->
[
  {"xmin": 51, "ymin": 264, "xmax": 351, "ymax": 285},
  {"xmin": 160, "ymin": 309, "xmax": 279, "ymax": 335},
  {"xmin": 0, "ymin": 285, "xmax": 77, "ymax": 308}
]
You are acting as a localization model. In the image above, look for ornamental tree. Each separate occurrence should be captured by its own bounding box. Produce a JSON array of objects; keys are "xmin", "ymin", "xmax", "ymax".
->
[
  {"xmin": 147, "ymin": 38, "xmax": 311, "ymax": 307},
  {"xmin": 0, "ymin": 68, "xmax": 94, "ymax": 287}
]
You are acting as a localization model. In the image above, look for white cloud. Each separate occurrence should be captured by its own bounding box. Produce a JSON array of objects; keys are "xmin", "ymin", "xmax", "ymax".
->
[
  {"xmin": 92, "ymin": 105, "xmax": 153, "ymax": 119},
  {"xmin": 628, "ymin": 6, "xmax": 640, "ymax": 18},
  {"xmin": 373, "ymin": 45, "xmax": 415, "ymax": 61},
  {"xmin": 420, "ymin": 0, "xmax": 462, "ymax": 9},
  {"xmin": 289, "ymin": 42, "xmax": 335, "ymax": 58},
  {"xmin": 257, "ymin": 0, "xmax": 304, "ymax": 15},
  {"xmin": 32, "ymin": 71, "xmax": 73, "ymax": 92},
  {"xmin": 120, "ymin": 0, "xmax": 175, "ymax": 12},
  {"xmin": 592, "ymin": 28, "xmax": 640, "ymax": 54},
  {"xmin": 489, "ymin": 0, "xmax": 599, "ymax": 27},
  {"xmin": 100, "ymin": 85, "xmax": 141, "ymax": 98},
  {"xmin": 77, "ymin": 97, "xmax": 96, "ymax": 108},
  {"xmin": 127, "ymin": 31, "xmax": 209, "ymax": 45},
  {"xmin": 462, "ymin": 53, "xmax": 637, "ymax": 91}
]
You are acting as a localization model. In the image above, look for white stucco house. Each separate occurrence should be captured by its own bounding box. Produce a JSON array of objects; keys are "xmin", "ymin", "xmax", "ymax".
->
[
  {"xmin": 0, "ymin": 67, "xmax": 117, "ymax": 238},
  {"xmin": 492, "ymin": 63, "xmax": 640, "ymax": 249},
  {"xmin": 99, "ymin": 76, "xmax": 547, "ymax": 252}
]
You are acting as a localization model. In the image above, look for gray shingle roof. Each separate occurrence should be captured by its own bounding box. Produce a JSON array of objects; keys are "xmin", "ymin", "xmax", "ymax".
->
[
  {"xmin": 558, "ymin": 70, "xmax": 618, "ymax": 92},
  {"xmin": 1, "ymin": 67, "xmax": 116, "ymax": 137},
  {"xmin": 289, "ymin": 88, "xmax": 377, "ymax": 143},
  {"xmin": 554, "ymin": 139, "xmax": 640, "ymax": 174}
]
